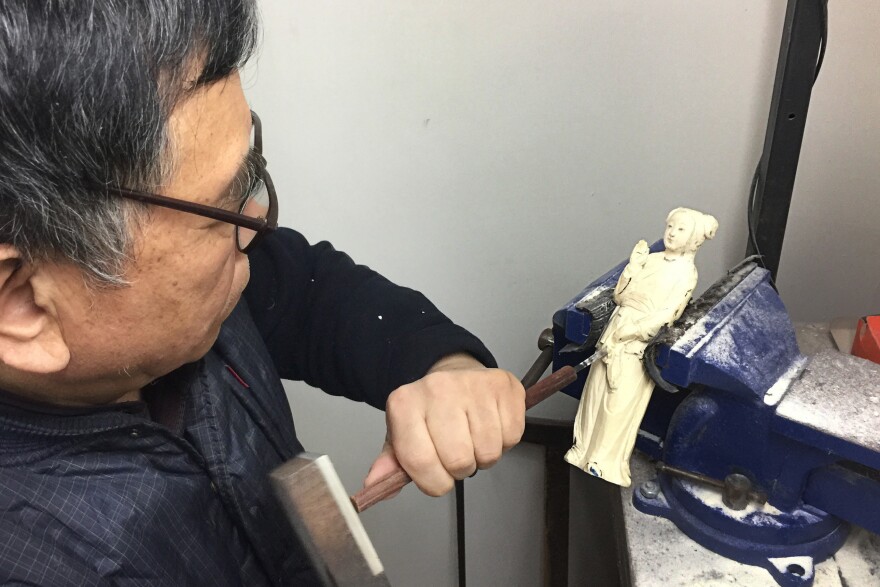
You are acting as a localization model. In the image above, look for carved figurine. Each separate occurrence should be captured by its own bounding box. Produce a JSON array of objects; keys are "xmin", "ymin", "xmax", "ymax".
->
[{"xmin": 564, "ymin": 208, "xmax": 718, "ymax": 486}]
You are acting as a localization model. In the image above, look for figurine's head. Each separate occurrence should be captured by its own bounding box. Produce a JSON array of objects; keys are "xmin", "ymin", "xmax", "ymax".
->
[{"xmin": 664, "ymin": 208, "xmax": 718, "ymax": 255}]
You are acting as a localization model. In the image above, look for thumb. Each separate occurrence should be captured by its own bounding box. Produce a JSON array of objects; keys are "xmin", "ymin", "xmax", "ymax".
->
[{"xmin": 363, "ymin": 439, "xmax": 405, "ymax": 493}]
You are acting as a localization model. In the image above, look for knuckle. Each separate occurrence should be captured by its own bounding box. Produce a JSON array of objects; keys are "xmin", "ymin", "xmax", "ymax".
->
[
  {"xmin": 386, "ymin": 385, "xmax": 420, "ymax": 415},
  {"xmin": 426, "ymin": 369, "xmax": 454, "ymax": 386},
  {"xmin": 385, "ymin": 388, "xmax": 407, "ymax": 412},
  {"xmin": 445, "ymin": 455, "xmax": 477, "ymax": 477},
  {"xmin": 503, "ymin": 423, "xmax": 525, "ymax": 449},
  {"xmin": 510, "ymin": 374, "xmax": 526, "ymax": 399},
  {"xmin": 486, "ymin": 370, "xmax": 508, "ymax": 390},
  {"xmin": 475, "ymin": 448, "xmax": 501, "ymax": 468},
  {"xmin": 422, "ymin": 372, "xmax": 449, "ymax": 398},
  {"xmin": 514, "ymin": 402, "xmax": 527, "ymax": 423},
  {"xmin": 486, "ymin": 370, "xmax": 522, "ymax": 399}
]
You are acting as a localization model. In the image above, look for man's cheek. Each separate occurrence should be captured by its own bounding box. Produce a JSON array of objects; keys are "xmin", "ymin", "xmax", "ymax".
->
[{"xmin": 218, "ymin": 255, "xmax": 250, "ymax": 318}]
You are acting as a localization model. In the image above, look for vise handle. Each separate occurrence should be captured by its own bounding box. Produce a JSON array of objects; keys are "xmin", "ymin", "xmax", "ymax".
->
[{"xmin": 656, "ymin": 462, "xmax": 768, "ymax": 510}]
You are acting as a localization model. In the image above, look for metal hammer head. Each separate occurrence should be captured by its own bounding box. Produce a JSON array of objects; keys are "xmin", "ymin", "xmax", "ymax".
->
[{"xmin": 270, "ymin": 453, "xmax": 390, "ymax": 587}]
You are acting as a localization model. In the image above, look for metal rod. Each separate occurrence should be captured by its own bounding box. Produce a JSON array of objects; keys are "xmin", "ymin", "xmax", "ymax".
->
[
  {"xmin": 522, "ymin": 328, "xmax": 555, "ymax": 389},
  {"xmin": 455, "ymin": 479, "xmax": 466, "ymax": 587},
  {"xmin": 656, "ymin": 463, "xmax": 767, "ymax": 505}
]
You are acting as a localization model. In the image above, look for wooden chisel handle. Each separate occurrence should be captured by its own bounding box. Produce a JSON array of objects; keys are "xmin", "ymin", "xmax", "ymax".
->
[
  {"xmin": 523, "ymin": 365, "xmax": 576, "ymax": 409},
  {"xmin": 350, "ymin": 365, "xmax": 578, "ymax": 513}
]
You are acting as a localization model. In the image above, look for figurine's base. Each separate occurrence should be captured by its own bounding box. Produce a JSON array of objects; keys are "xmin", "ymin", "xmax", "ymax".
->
[{"xmin": 633, "ymin": 473, "xmax": 849, "ymax": 587}]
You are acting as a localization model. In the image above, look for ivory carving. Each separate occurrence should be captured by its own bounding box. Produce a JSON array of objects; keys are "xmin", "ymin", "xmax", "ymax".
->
[{"xmin": 564, "ymin": 208, "xmax": 718, "ymax": 486}]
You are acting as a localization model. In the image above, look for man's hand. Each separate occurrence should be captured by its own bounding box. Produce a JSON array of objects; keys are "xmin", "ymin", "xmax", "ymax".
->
[{"xmin": 362, "ymin": 354, "xmax": 525, "ymax": 499}]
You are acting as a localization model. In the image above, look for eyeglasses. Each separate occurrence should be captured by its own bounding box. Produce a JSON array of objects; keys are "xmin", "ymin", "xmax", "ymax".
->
[{"xmin": 95, "ymin": 111, "xmax": 278, "ymax": 253}]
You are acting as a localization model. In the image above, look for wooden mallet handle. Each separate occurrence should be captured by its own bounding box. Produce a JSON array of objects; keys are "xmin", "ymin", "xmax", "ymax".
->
[{"xmin": 350, "ymin": 366, "xmax": 578, "ymax": 513}]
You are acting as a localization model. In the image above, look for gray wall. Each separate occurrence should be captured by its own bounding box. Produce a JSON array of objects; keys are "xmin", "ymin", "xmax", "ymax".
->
[{"xmin": 244, "ymin": 2, "xmax": 879, "ymax": 585}]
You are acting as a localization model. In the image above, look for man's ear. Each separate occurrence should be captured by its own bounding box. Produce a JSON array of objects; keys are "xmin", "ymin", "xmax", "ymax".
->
[{"xmin": 0, "ymin": 245, "xmax": 70, "ymax": 374}]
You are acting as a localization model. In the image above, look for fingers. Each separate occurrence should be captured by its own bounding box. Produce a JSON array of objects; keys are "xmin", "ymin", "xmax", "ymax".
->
[
  {"xmin": 386, "ymin": 389, "xmax": 455, "ymax": 497},
  {"xmin": 384, "ymin": 367, "xmax": 527, "ymax": 498},
  {"xmin": 497, "ymin": 372, "xmax": 526, "ymax": 452},
  {"xmin": 427, "ymin": 404, "xmax": 476, "ymax": 480},
  {"xmin": 467, "ymin": 392, "xmax": 503, "ymax": 470},
  {"xmin": 466, "ymin": 372, "xmax": 523, "ymax": 468}
]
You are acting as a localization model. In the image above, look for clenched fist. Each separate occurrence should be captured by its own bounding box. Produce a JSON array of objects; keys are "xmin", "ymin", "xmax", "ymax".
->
[{"xmin": 362, "ymin": 353, "xmax": 525, "ymax": 499}]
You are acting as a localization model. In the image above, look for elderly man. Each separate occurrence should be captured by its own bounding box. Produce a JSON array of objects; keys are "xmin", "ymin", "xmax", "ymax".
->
[{"xmin": 0, "ymin": 2, "xmax": 524, "ymax": 584}]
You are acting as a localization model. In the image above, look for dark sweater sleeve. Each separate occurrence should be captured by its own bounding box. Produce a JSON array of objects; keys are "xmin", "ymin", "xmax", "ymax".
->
[{"xmin": 243, "ymin": 227, "xmax": 497, "ymax": 410}]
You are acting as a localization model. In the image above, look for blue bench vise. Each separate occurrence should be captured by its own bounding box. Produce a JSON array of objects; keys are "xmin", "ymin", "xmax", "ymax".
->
[{"xmin": 552, "ymin": 243, "xmax": 880, "ymax": 587}]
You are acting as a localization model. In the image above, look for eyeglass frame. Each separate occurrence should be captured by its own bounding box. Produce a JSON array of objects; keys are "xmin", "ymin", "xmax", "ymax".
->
[{"xmin": 92, "ymin": 110, "xmax": 278, "ymax": 253}]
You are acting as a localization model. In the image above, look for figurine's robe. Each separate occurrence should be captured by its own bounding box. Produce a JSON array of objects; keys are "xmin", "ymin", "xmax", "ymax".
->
[{"xmin": 565, "ymin": 252, "xmax": 697, "ymax": 486}]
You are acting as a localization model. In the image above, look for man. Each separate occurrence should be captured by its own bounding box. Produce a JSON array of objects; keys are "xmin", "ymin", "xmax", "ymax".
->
[{"xmin": 0, "ymin": 2, "xmax": 524, "ymax": 585}]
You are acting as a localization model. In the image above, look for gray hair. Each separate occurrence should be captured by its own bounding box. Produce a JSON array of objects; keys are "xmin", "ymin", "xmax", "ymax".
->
[{"xmin": 0, "ymin": 0, "xmax": 259, "ymax": 285}]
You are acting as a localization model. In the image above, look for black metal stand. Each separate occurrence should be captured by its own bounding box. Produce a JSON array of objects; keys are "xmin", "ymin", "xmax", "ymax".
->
[{"xmin": 746, "ymin": 0, "xmax": 827, "ymax": 279}]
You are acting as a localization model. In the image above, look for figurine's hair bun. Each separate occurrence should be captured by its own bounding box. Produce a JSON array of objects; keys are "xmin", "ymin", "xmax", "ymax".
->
[{"xmin": 667, "ymin": 207, "xmax": 718, "ymax": 253}]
